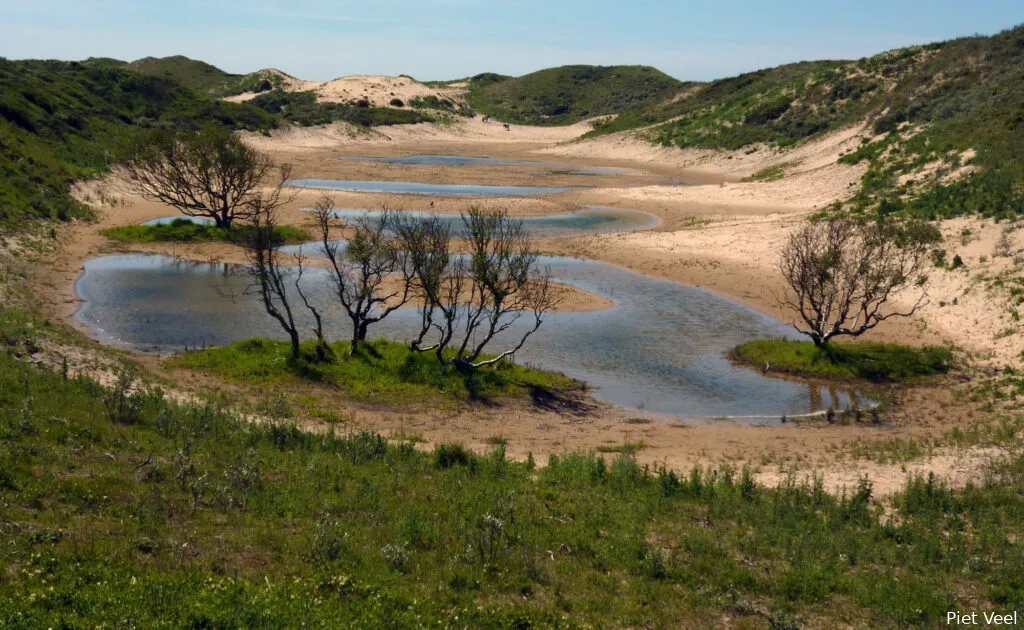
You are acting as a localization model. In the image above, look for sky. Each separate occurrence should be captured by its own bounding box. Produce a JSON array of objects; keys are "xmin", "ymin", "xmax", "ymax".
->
[{"xmin": 0, "ymin": 0, "xmax": 1021, "ymax": 82}]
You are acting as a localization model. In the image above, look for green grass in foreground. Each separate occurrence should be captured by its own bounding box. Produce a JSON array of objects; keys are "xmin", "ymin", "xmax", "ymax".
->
[
  {"xmin": 100, "ymin": 218, "xmax": 310, "ymax": 244},
  {"xmin": 4, "ymin": 318, "xmax": 1024, "ymax": 627},
  {"xmin": 167, "ymin": 337, "xmax": 583, "ymax": 407},
  {"xmin": 730, "ymin": 339, "xmax": 954, "ymax": 383}
]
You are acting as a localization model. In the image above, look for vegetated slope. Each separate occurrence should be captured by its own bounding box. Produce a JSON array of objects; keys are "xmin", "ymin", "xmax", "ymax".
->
[
  {"xmin": 247, "ymin": 90, "xmax": 436, "ymax": 127},
  {"xmin": 123, "ymin": 57, "xmax": 451, "ymax": 125},
  {"xmin": 0, "ymin": 58, "xmax": 276, "ymax": 230},
  {"xmin": 119, "ymin": 55, "xmax": 286, "ymax": 98},
  {"xmin": 117, "ymin": 56, "xmax": 472, "ymax": 116},
  {"xmin": 586, "ymin": 60, "xmax": 844, "ymax": 144},
  {"xmin": 593, "ymin": 25, "xmax": 1024, "ymax": 219},
  {"xmin": 465, "ymin": 65, "xmax": 683, "ymax": 125}
]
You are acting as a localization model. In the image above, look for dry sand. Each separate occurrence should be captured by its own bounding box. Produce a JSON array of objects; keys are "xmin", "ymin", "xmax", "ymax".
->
[
  {"xmin": 226, "ymin": 73, "xmax": 467, "ymax": 109},
  {"xmin": 43, "ymin": 115, "xmax": 1024, "ymax": 495}
]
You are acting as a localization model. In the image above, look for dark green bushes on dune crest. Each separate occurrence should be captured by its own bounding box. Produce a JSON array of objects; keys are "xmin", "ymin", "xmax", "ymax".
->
[
  {"xmin": 586, "ymin": 25, "xmax": 1024, "ymax": 220},
  {"xmin": 465, "ymin": 64, "xmax": 682, "ymax": 125},
  {"xmin": 249, "ymin": 90, "xmax": 435, "ymax": 127}
]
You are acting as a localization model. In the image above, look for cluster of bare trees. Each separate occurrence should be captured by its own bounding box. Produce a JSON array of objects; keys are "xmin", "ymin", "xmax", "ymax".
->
[
  {"xmin": 244, "ymin": 192, "xmax": 560, "ymax": 368},
  {"xmin": 118, "ymin": 128, "xmax": 559, "ymax": 368},
  {"xmin": 396, "ymin": 204, "xmax": 559, "ymax": 368},
  {"xmin": 778, "ymin": 217, "xmax": 940, "ymax": 348}
]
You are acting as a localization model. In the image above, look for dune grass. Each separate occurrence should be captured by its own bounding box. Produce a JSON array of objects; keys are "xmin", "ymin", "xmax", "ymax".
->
[
  {"xmin": 119, "ymin": 55, "xmax": 285, "ymax": 98},
  {"xmin": 729, "ymin": 338, "xmax": 954, "ymax": 383},
  {"xmin": 465, "ymin": 65, "xmax": 681, "ymax": 126},
  {"xmin": 4, "ymin": 321, "xmax": 1024, "ymax": 626},
  {"xmin": 100, "ymin": 218, "xmax": 309, "ymax": 244},
  {"xmin": 0, "ymin": 58, "xmax": 275, "ymax": 232},
  {"xmin": 167, "ymin": 337, "xmax": 584, "ymax": 408}
]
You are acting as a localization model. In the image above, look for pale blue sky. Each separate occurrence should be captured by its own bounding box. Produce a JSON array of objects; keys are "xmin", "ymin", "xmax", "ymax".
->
[{"xmin": 1, "ymin": 1, "xmax": 1021, "ymax": 81}]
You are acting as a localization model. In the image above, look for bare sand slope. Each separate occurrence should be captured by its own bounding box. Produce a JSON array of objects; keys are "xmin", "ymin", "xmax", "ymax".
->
[
  {"xmin": 226, "ymin": 73, "xmax": 466, "ymax": 108},
  {"xmin": 535, "ymin": 125, "xmax": 1024, "ymax": 367},
  {"xmin": 537, "ymin": 122, "xmax": 872, "ymax": 178},
  {"xmin": 240, "ymin": 117, "xmax": 598, "ymax": 153}
]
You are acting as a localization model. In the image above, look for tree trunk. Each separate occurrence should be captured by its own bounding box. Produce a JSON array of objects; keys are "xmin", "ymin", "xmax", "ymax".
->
[
  {"xmin": 350, "ymin": 323, "xmax": 366, "ymax": 356},
  {"xmin": 288, "ymin": 329, "xmax": 300, "ymax": 359},
  {"xmin": 217, "ymin": 205, "xmax": 232, "ymax": 229}
]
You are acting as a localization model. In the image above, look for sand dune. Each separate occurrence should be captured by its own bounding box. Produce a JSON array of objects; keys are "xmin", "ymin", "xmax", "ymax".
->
[{"xmin": 226, "ymin": 72, "xmax": 466, "ymax": 109}]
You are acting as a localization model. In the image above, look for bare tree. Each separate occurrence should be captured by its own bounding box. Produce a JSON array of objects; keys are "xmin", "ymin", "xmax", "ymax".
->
[
  {"xmin": 293, "ymin": 248, "xmax": 330, "ymax": 361},
  {"xmin": 449, "ymin": 207, "xmax": 560, "ymax": 368},
  {"xmin": 394, "ymin": 213, "xmax": 466, "ymax": 361},
  {"xmin": 241, "ymin": 195, "xmax": 301, "ymax": 359},
  {"xmin": 224, "ymin": 161, "xmax": 307, "ymax": 358},
  {"xmin": 118, "ymin": 128, "xmax": 278, "ymax": 229},
  {"xmin": 312, "ymin": 194, "xmax": 412, "ymax": 356},
  {"xmin": 778, "ymin": 218, "xmax": 938, "ymax": 348}
]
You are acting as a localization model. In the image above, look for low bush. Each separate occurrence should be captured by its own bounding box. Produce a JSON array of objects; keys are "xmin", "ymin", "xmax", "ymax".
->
[
  {"xmin": 729, "ymin": 338, "xmax": 954, "ymax": 383},
  {"xmin": 100, "ymin": 218, "xmax": 309, "ymax": 244},
  {"xmin": 167, "ymin": 337, "xmax": 583, "ymax": 407}
]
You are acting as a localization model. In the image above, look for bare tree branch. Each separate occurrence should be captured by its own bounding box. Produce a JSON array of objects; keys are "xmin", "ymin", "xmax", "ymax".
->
[
  {"xmin": 312, "ymin": 194, "xmax": 411, "ymax": 356},
  {"xmin": 237, "ymin": 165, "xmax": 302, "ymax": 358},
  {"xmin": 778, "ymin": 218, "xmax": 938, "ymax": 348},
  {"xmin": 117, "ymin": 128, "xmax": 280, "ymax": 229}
]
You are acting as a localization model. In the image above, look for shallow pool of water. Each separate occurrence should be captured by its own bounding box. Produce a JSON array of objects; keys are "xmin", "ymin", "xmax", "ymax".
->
[
  {"xmin": 305, "ymin": 206, "xmax": 657, "ymax": 239},
  {"xmin": 75, "ymin": 253, "xmax": 866, "ymax": 419},
  {"xmin": 288, "ymin": 179, "xmax": 585, "ymax": 196},
  {"xmin": 340, "ymin": 154, "xmax": 629, "ymax": 175}
]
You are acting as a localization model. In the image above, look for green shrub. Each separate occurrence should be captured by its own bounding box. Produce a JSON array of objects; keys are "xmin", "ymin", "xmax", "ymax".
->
[
  {"xmin": 466, "ymin": 65, "xmax": 681, "ymax": 125},
  {"xmin": 729, "ymin": 338, "xmax": 954, "ymax": 382},
  {"xmin": 249, "ymin": 90, "xmax": 433, "ymax": 127},
  {"xmin": 100, "ymin": 218, "xmax": 309, "ymax": 244},
  {"xmin": 167, "ymin": 338, "xmax": 582, "ymax": 408}
]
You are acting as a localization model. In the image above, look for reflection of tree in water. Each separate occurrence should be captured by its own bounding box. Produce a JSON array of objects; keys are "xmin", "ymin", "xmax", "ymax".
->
[
  {"xmin": 808, "ymin": 384, "xmax": 863, "ymax": 412},
  {"xmin": 167, "ymin": 259, "xmax": 239, "ymax": 277}
]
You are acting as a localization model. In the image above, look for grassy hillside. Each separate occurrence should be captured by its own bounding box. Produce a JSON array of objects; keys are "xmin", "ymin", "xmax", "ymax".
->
[
  {"xmin": 590, "ymin": 25, "xmax": 1024, "ymax": 220},
  {"xmin": 2, "ymin": 307, "xmax": 1024, "ymax": 627},
  {"xmin": 465, "ymin": 65, "xmax": 683, "ymax": 125},
  {"xmin": 121, "ymin": 55, "xmax": 285, "ymax": 98},
  {"xmin": 587, "ymin": 60, "xmax": 845, "ymax": 145},
  {"xmin": 0, "ymin": 58, "xmax": 276, "ymax": 231}
]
